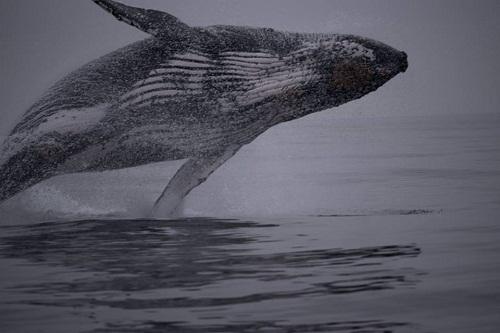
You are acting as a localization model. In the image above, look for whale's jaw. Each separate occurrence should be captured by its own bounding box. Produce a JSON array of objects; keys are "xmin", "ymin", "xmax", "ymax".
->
[{"xmin": 400, "ymin": 52, "xmax": 409, "ymax": 73}]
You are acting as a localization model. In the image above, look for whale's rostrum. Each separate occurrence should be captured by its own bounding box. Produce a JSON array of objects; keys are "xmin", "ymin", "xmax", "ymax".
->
[{"xmin": 0, "ymin": 0, "xmax": 408, "ymax": 217}]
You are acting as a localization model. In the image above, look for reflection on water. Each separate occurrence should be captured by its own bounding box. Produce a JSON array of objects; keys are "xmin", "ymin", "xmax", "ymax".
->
[{"xmin": 0, "ymin": 218, "xmax": 422, "ymax": 332}]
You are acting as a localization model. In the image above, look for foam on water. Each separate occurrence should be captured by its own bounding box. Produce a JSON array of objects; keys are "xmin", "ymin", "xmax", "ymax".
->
[
  {"xmin": 3, "ymin": 185, "xmax": 123, "ymax": 221},
  {"xmin": 0, "ymin": 159, "xmax": 187, "ymax": 225}
]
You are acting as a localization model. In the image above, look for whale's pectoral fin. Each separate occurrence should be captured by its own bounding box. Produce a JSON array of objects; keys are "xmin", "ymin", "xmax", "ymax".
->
[
  {"xmin": 92, "ymin": 0, "xmax": 193, "ymax": 40},
  {"xmin": 151, "ymin": 146, "xmax": 241, "ymax": 218}
]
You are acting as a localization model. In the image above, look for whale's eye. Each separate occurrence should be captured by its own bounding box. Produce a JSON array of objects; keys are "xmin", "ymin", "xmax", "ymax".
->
[{"xmin": 296, "ymin": 55, "xmax": 307, "ymax": 62}]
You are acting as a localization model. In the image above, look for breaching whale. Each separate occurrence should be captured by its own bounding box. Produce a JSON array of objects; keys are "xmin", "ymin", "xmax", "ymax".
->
[{"xmin": 0, "ymin": 0, "xmax": 408, "ymax": 216}]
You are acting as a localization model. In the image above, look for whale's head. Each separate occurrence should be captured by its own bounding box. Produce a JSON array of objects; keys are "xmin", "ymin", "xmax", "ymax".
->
[
  {"xmin": 188, "ymin": 27, "xmax": 408, "ymax": 122},
  {"xmin": 93, "ymin": 0, "xmax": 408, "ymax": 121},
  {"xmin": 294, "ymin": 34, "xmax": 408, "ymax": 111}
]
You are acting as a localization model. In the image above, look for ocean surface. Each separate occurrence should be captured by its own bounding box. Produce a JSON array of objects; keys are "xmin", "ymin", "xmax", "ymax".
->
[{"xmin": 1, "ymin": 112, "xmax": 499, "ymax": 332}]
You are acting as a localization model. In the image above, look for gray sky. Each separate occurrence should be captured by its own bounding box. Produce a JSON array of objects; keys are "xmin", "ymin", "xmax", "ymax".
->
[{"xmin": 1, "ymin": 0, "xmax": 500, "ymax": 136}]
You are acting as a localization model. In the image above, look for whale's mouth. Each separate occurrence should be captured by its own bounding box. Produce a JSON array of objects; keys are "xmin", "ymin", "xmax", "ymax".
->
[{"xmin": 378, "ymin": 51, "xmax": 408, "ymax": 80}]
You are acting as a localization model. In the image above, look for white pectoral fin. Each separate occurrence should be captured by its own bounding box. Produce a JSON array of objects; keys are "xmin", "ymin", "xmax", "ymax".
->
[{"xmin": 151, "ymin": 146, "xmax": 241, "ymax": 218}]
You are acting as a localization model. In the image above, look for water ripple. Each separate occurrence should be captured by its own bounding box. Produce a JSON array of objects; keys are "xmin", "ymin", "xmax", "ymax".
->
[{"xmin": 0, "ymin": 218, "xmax": 423, "ymax": 332}]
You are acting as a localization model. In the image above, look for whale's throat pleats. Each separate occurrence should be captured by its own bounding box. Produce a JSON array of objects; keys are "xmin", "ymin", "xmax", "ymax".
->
[{"xmin": 119, "ymin": 49, "xmax": 318, "ymax": 111}]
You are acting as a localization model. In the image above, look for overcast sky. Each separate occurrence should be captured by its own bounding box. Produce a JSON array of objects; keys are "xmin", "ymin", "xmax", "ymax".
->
[{"xmin": 1, "ymin": 0, "xmax": 499, "ymax": 136}]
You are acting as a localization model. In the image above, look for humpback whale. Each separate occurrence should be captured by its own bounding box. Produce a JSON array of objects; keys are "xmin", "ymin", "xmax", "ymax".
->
[{"xmin": 0, "ymin": 0, "xmax": 408, "ymax": 216}]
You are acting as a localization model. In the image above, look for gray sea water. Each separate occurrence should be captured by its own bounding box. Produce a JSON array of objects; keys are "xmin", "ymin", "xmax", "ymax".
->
[{"xmin": 1, "ymin": 113, "xmax": 500, "ymax": 332}]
